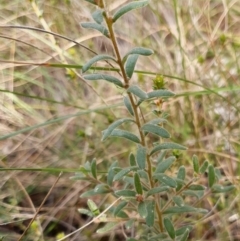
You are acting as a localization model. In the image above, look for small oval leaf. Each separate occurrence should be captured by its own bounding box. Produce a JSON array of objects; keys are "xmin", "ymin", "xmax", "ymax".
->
[
  {"xmin": 150, "ymin": 142, "xmax": 187, "ymax": 156},
  {"xmin": 163, "ymin": 218, "xmax": 175, "ymax": 239},
  {"xmin": 155, "ymin": 156, "xmax": 176, "ymax": 174},
  {"xmin": 145, "ymin": 201, "xmax": 155, "ymax": 227},
  {"xmin": 127, "ymin": 85, "xmax": 148, "ymax": 99},
  {"xmin": 97, "ymin": 222, "xmax": 118, "ymax": 234},
  {"xmin": 109, "ymin": 129, "xmax": 140, "ymax": 143},
  {"xmin": 154, "ymin": 173, "xmax": 177, "ymax": 188},
  {"xmin": 138, "ymin": 202, "xmax": 147, "ymax": 218},
  {"xmin": 147, "ymin": 89, "xmax": 175, "ymax": 99},
  {"xmin": 113, "ymin": 0, "xmax": 149, "ymax": 22},
  {"xmin": 84, "ymin": 0, "xmax": 97, "ymax": 5},
  {"xmin": 87, "ymin": 199, "xmax": 100, "ymax": 216},
  {"xmin": 136, "ymin": 145, "xmax": 146, "ymax": 169},
  {"xmin": 92, "ymin": 9, "xmax": 104, "ymax": 24},
  {"xmin": 192, "ymin": 155, "xmax": 199, "ymax": 174},
  {"xmin": 84, "ymin": 73, "xmax": 123, "ymax": 87},
  {"xmin": 163, "ymin": 206, "xmax": 208, "ymax": 215},
  {"xmin": 129, "ymin": 153, "xmax": 136, "ymax": 166},
  {"xmin": 125, "ymin": 54, "xmax": 139, "ymax": 78},
  {"xmin": 212, "ymin": 184, "xmax": 236, "ymax": 193},
  {"xmin": 124, "ymin": 47, "xmax": 154, "ymax": 57},
  {"xmin": 123, "ymin": 95, "xmax": 134, "ymax": 116},
  {"xmin": 115, "ymin": 189, "xmax": 137, "ymax": 197},
  {"xmin": 134, "ymin": 173, "xmax": 143, "ymax": 195},
  {"xmin": 82, "ymin": 55, "xmax": 116, "ymax": 73},
  {"xmin": 172, "ymin": 196, "xmax": 184, "ymax": 207},
  {"xmin": 176, "ymin": 166, "xmax": 186, "ymax": 191},
  {"xmin": 141, "ymin": 124, "xmax": 170, "ymax": 138},
  {"xmin": 125, "ymin": 219, "xmax": 135, "ymax": 229},
  {"xmin": 81, "ymin": 22, "xmax": 109, "ymax": 37},
  {"xmin": 114, "ymin": 201, "xmax": 128, "ymax": 216},
  {"xmin": 107, "ymin": 160, "xmax": 118, "ymax": 186},
  {"xmin": 188, "ymin": 184, "xmax": 206, "ymax": 191},
  {"xmin": 179, "ymin": 228, "xmax": 190, "ymax": 241},
  {"xmin": 208, "ymin": 164, "xmax": 215, "ymax": 188},
  {"xmin": 146, "ymin": 186, "xmax": 169, "ymax": 197},
  {"xmin": 175, "ymin": 226, "xmax": 193, "ymax": 236},
  {"xmin": 102, "ymin": 118, "xmax": 135, "ymax": 141},
  {"xmin": 200, "ymin": 160, "xmax": 209, "ymax": 174},
  {"xmin": 113, "ymin": 166, "xmax": 138, "ymax": 181},
  {"xmin": 91, "ymin": 158, "xmax": 97, "ymax": 179}
]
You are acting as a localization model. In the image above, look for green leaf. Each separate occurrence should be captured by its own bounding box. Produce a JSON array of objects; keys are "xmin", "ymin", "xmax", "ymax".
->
[
  {"xmin": 188, "ymin": 184, "xmax": 206, "ymax": 191},
  {"xmin": 212, "ymin": 184, "xmax": 236, "ymax": 193},
  {"xmin": 192, "ymin": 155, "xmax": 199, "ymax": 174},
  {"xmin": 124, "ymin": 47, "xmax": 154, "ymax": 57},
  {"xmin": 70, "ymin": 172, "xmax": 89, "ymax": 181},
  {"xmin": 125, "ymin": 219, "xmax": 135, "ymax": 229},
  {"xmin": 84, "ymin": 0, "xmax": 97, "ymax": 5},
  {"xmin": 134, "ymin": 173, "xmax": 143, "ymax": 194},
  {"xmin": 156, "ymin": 150, "xmax": 167, "ymax": 163},
  {"xmin": 141, "ymin": 124, "xmax": 170, "ymax": 138},
  {"xmin": 163, "ymin": 218, "xmax": 175, "ymax": 239},
  {"xmin": 114, "ymin": 201, "xmax": 128, "ymax": 217},
  {"xmin": 154, "ymin": 173, "xmax": 177, "ymax": 188},
  {"xmin": 91, "ymin": 158, "xmax": 97, "ymax": 179},
  {"xmin": 175, "ymin": 226, "xmax": 193, "ymax": 236},
  {"xmin": 146, "ymin": 186, "xmax": 169, "ymax": 197},
  {"xmin": 113, "ymin": 166, "xmax": 138, "ymax": 181},
  {"xmin": 102, "ymin": 118, "xmax": 135, "ymax": 141},
  {"xmin": 112, "ymin": 0, "xmax": 149, "ymax": 22},
  {"xmin": 127, "ymin": 85, "xmax": 148, "ymax": 99},
  {"xmin": 109, "ymin": 129, "xmax": 140, "ymax": 143},
  {"xmin": 146, "ymin": 118, "xmax": 168, "ymax": 125},
  {"xmin": 179, "ymin": 228, "xmax": 190, "ymax": 241},
  {"xmin": 137, "ymin": 170, "xmax": 148, "ymax": 180},
  {"xmin": 129, "ymin": 153, "xmax": 136, "ymax": 166},
  {"xmin": 177, "ymin": 166, "xmax": 186, "ymax": 180},
  {"xmin": 115, "ymin": 189, "xmax": 137, "ymax": 197},
  {"xmin": 97, "ymin": 222, "xmax": 118, "ymax": 234},
  {"xmin": 163, "ymin": 206, "xmax": 208, "ymax": 215},
  {"xmin": 176, "ymin": 166, "xmax": 186, "ymax": 191},
  {"xmin": 208, "ymin": 164, "xmax": 215, "ymax": 188},
  {"xmin": 107, "ymin": 160, "xmax": 118, "ymax": 186},
  {"xmin": 182, "ymin": 190, "xmax": 204, "ymax": 199},
  {"xmin": 84, "ymin": 74, "xmax": 123, "ymax": 87},
  {"xmin": 145, "ymin": 201, "xmax": 155, "ymax": 227},
  {"xmin": 136, "ymin": 145, "xmax": 146, "ymax": 169},
  {"xmin": 116, "ymin": 210, "xmax": 128, "ymax": 218},
  {"xmin": 155, "ymin": 156, "xmax": 176, "ymax": 174},
  {"xmin": 172, "ymin": 196, "xmax": 184, "ymax": 207},
  {"xmin": 81, "ymin": 185, "xmax": 109, "ymax": 198},
  {"xmin": 127, "ymin": 239, "xmax": 138, "ymax": 241},
  {"xmin": 199, "ymin": 160, "xmax": 209, "ymax": 174},
  {"xmin": 138, "ymin": 202, "xmax": 147, "ymax": 218},
  {"xmin": 125, "ymin": 54, "xmax": 139, "ymax": 78},
  {"xmin": 82, "ymin": 55, "xmax": 116, "ymax": 73},
  {"xmin": 92, "ymin": 9, "xmax": 104, "ymax": 24},
  {"xmin": 150, "ymin": 142, "xmax": 187, "ymax": 156},
  {"xmin": 81, "ymin": 22, "xmax": 109, "ymax": 37},
  {"xmin": 87, "ymin": 199, "xmax": 100, "ymax": 216},
  {"xmin": 123, "ymin": 95, "xmax": 134, "ymax": 116},
  {"xmin": 148, "ymin": 234, "xmax": 168, "ymax": 240},
  {"xmin": 147, "ymin": 89, "xmax": 175, "ymax": 99},
  {"xmin": 78, "ymin": 208, "xmax": 94, "ymax": 217}
]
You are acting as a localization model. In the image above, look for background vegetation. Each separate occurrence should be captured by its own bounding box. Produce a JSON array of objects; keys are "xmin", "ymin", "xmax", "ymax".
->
[{"xmin": 0, "ymin": 0, "xmax": 239, "ymax": 240}]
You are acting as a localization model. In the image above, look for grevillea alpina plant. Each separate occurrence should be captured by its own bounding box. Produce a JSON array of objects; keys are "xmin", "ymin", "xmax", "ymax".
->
[{"xmin": 70, "ymin": 1, "xmax": 235, "ymax": 240}]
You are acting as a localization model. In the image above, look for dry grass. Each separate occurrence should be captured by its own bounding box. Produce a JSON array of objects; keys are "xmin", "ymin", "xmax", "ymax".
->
[{"xmin": 0, "ymin": 0, "xmax": 239, "ymax": 240}]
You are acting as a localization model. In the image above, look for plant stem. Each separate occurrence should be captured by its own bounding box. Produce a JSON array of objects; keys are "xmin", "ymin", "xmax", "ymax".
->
[{"xmin": 103, "ymin": 7, "xmax": 164, "ymax": 232}]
